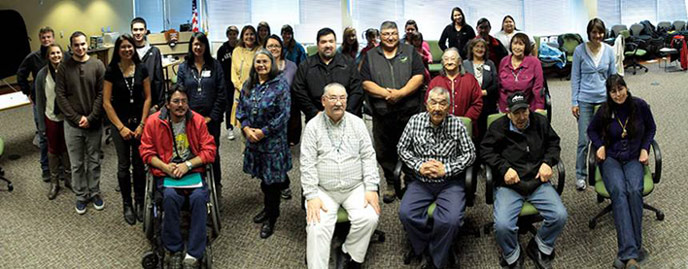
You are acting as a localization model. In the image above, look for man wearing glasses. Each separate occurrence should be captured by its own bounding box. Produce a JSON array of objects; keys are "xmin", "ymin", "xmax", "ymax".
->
[
  {"xmin": 301, "ymin": 83, "xmax": 380, "ymax": 269},
  {"xmin": 360, "ymin": 21, "xmax": 425, "ymax": 203}
]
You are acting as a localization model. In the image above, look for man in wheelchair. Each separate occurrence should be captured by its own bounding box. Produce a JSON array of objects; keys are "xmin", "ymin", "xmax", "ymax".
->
[
  {"xmin": 139, "ymin": 85, "xmax": 217, "ymax": 269},
  {"xmin": 481, "ymin": 92, "xmax": 567, "ymax": 269},
  {"xmin": 397, "ymin": 87, "xmax": 476, "ymax": 269},
  {"xmin": 300, "ymin": 83, "xmax": 381, "ymax": 269}
]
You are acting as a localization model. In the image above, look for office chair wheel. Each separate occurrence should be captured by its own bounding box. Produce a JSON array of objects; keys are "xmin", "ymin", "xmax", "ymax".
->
[
  {"xmin": 656, "ymin": 211, "xmax": 665, "ymax": 221},
  {"xmin": 141, "ymin": 251, "xmax": 160, "ymax": 269},
  {"xmin": 588, "ymin": 219, "xmax": 597, "ymax": 229}
]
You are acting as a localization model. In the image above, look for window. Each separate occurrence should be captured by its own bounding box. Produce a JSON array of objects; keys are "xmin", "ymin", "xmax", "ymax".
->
[
  {"xmin": 658, "ymin": 0, "xmax": 687, "ymax": 23},
  {"xmin": 620, "ymin": 0, "xmax": 656, "ymax": 26},
  {"xmin": 135, "ymin": 0, "xmax": 164, "ymax": 33},
  {"xmin": 523, "ymin": 0, "xmax": 573, "ymax": 36},
  {"xmin": 598, "ymin": 0, "xmax": 621, "ymax": 26},
  {"xmin": 298, "ymin": 0, "xmax": 342, "ymax": 44},
  {"xmin": 207, "ymin": 0, "xmax": 251, "ymax": 41}
]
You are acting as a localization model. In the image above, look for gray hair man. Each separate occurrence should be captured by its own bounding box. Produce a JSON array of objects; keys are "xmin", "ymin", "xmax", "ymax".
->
[
  {"xmin": 397, "ymin": 87, "xmax": 476, "ymax": 268},
  {"xmin": 301, "ymin": 83, "xmax": 380, "ymax": 268}
]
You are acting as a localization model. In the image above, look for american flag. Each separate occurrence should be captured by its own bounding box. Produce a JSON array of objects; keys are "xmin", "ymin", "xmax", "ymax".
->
[{"xmin": 191, "ymin": 0, "xmax": 199, "ymax": 32}]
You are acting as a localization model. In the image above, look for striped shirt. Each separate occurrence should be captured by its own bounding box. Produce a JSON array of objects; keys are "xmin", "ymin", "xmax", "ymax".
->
[
  {"xmin": 300, "ymin": 112, "xmax": 380, "ymax": 200},
  {"xmin": 397, "ymin": 112, "xmax": 476, "ymax": 183}
]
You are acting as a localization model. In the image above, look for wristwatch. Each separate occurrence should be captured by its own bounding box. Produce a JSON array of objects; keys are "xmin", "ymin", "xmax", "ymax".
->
[{"xmin": 185, "ymin": 161, "xmax": 193, "ymax": 170}]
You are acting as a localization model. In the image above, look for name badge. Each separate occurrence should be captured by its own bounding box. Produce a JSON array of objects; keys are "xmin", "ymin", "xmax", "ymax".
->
[
  {"xmin": 483, "ymin": 65, "xmax": 491, "ymax": 72},
  {"xmin": 201, "ymin": 70, "xmax": 211, "ymax": 77}
]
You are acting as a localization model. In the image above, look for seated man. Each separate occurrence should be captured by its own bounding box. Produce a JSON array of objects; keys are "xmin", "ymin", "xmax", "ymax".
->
[
  {"xmin": 480, "ymin": 92, "xmax": 567, "ymax": 269},
  {"xmin": 301, "ymin": 83, "xmax": 381, "ymax": 269},
  {"xmin": 139, "ymin": 85, "xmax": 217, "ymax": 269},
  {"xmin": 397, "ymin": 87, "xmax": 476, "ymax": 269}
]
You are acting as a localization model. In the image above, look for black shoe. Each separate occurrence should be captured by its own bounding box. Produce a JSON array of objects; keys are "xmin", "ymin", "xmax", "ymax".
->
[
  {"xmin": 253, "ymin": 209, "xmax": 267, "ymax": 224},
  {"xmin": 281, "ymin": 188, "xmax": 292, "ymax": 200},
  {"xmin": 164, "ymin": 251, "xmax": 184, "ymax": 269},
  {"xmin": 41, "ymin": 170, "xmax": 50, "ymax": 182},
  {"xmin": 526, "ymin": 238, "xmax": 554, "ymax": 269},
  {"xmin": 335, "ymin": 246, "xmax": 351, "ymax": 269},
  {"xmin": 382, "ymin": 189, "xmax": 396, "ymax": 204},
  {"xmin": 421, "ymin": 254, "xmax": 438, "ymax": 269},
  {"xmin": 259, "ymin": 221, "xmax": 274, "ymax": 239},
  {"xmin": 47, "ymin": 183, "xmax": 60, "ymax": 200},
  {"xmin": 123, "ymin": 204, "xmax": 136, "ymax": 225},
  {"xmin": 499, "ymin": 247, "xmax": 524, "ymax": 269},
  {"xmin": 135, "ymin": 202, "xmax": 144, "ymax": 223}
]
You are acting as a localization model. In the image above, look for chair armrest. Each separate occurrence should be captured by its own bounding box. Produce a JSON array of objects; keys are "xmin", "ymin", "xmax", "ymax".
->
[
  {"xmin": 587, "ymin": 142, "xmax": 597, "ymax": 186},
  {"xmin": 485, "ymin": 165, "xmax": 494, "ymax": 205},
  {"xmin": 554, "ymin": 161, "xmax": 565, "ymax": 195},
  {"xmin": 393, "ymin": 160, "xmax": 404, "ymax": 198},
  {"xmin": 464, "ymin": 165, "xmax": 475, "ymax": 207},
  {"xmin": 651, "ymin": 140, "xmax": 662, "ymax": 184}
]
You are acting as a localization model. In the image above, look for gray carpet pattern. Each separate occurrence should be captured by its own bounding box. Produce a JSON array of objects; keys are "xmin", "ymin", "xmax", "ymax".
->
[{"xmin": 1, "ymin": 62, "xmax": 687, "ymax": 268}]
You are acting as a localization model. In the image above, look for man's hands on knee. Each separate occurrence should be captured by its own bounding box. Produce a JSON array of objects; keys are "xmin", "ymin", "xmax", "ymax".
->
[
  {"xmin": 306, "ymin": 197, "xmax": 328, "ymax": 224},
  {"xmin": 363, "ymin": 191, "xmax": 380, "ymax": 215},
  {"xmin": 504, "ymin": 168, "xmax": 520, "ymax": 185},
  {"xmin": 536, "ymin": 163, "xmax": 553, "ymax": 183}
]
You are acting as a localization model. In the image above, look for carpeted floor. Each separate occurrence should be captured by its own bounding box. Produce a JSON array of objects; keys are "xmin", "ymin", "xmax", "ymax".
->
[{"xmin": 1, "ymin": 62, "xmax": 687, "ymax": 269}]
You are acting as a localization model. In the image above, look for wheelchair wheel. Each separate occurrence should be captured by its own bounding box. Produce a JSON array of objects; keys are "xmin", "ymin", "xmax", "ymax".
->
[
  {"xmin": 203, "ymin": 243, "xmax": 213, "ymax": 269},
  {"xmin": 208, "ymin": 175, "xmax": 221, "ymax": 238},
  {"xmin": 143, "ymin": 173, "xmax": 155, "ymax": 241},
  {"xmin": 141, "ymin": 251, "xmax": 160, "ymax": 269}
]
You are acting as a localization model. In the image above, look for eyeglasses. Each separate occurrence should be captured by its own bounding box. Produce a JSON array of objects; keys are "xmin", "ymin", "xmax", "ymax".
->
[
  {"xmin": 266, "ymin": 45, "xmax": 281, "ymax": 49},
  {"xmin": 170, "ymin": 98, "xmax": 188, "ymax": 105},
  {"xmin": 325, "ymin": 96, "xmax": 347, "ymax": 102}
]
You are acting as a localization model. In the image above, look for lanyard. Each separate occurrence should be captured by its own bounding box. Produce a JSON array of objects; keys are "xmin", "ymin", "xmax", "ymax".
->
[
  {"xmin": 123, "ymin": 76, "xmax": 134, "ymax": 104},
  {"xmin": 323, "ymin": 115, "xmax": 346, "ymax": 153},
  {"xmin": 192, "ymin": 67, "xmax": 203, "ymax": 92},
  {"xmin": 510, "ymin": 67, "xmax": 523, "ymax": 82},
  {"xmin": 250, "ymin": 83, "xmax": 268, "ymax": 116}
]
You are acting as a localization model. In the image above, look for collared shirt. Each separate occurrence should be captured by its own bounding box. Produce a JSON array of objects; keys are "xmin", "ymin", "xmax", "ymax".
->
[
  {"xmin": 300, "ymin": 112, "xmax": 380, "ymax": 200},
  {"xmin": 497, "ymin": 55, "xmax": 545, "ymax": 112},
  {"xmin": 397, "ymin": 112, "xmax": 476, "ymax": 183},
  {"xmin": 509, "ymin": 120, "xmax": 530, "ymax": 135}
]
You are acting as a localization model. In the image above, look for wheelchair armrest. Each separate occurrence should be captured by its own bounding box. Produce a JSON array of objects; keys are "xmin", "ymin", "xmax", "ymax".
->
[
  {"xmin": 464, "ymin": 165, "xmax": 475, "ymax": 207},
  {"xmin": 485, "ymin": 165, "xmax": 494, "ymax": 205},
  {"xmin": 651, "ymin": 140, "xmax": 662, "ymax": 184},
  {"xmin": 393, "ymin": 160, "xmax": 404, "ymax": 198},
  {"xmin": 554, "ymin": 161, "xmax": 565, "ymax": 195},
  {"xmin": 587, "ymin": 142, "xmax": 597, "ymax": 186}
]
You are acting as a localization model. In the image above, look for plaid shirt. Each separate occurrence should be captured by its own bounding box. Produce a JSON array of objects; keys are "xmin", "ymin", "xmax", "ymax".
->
[
  {"xmin": 300, "ymin": 112, "xmax": 380, "ymax": 200},
  {"xmin": 397, "ymin": 112, "xmax": 476, "ymax": 183}
]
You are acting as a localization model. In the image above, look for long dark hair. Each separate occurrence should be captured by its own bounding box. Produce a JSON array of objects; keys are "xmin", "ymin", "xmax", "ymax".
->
[
  {"xmin": 451, "ymin": 7, "xmax": 466, "ymax": 26},
  {"xmin": 238, "ymin": 25, "xmax": 257, "ymax": 48},
  {"xmin": 281, "ymin": 24, "xmax": 296, "ymax": 51},
  {"xmin": 598, "ymin": 75, "xmax": 638, "ymax": 146},
  {"xmin": 244, "ymin": 49, "xmax": 281, "ymax": 93},
  {"xmin": 341, "ymin": 26, "xmax": 359, "ymax": 56},
  {"xmin": 264, "ymin": 34, "xmax": 285, "ymax": 60},
  {"xmin": 110, "ymin": 34, "xmax": 141, "ymax": 68},
  {"xmin": 185, "ymin": 32, "xmax": 213, "ymax": 64},
  {"xmin": 501, "ymin": 15, "xmax": 520, "ymax": 31}
]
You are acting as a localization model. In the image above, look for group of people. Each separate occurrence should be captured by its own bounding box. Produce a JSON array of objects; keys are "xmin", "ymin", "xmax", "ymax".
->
[{"xmin": 16, "ymin": 6, "xmax": 656, "ymax": 269}]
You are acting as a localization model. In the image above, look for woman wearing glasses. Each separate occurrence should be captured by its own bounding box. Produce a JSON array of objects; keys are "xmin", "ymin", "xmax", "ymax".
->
[{"xmin": 464, "ymin": 38, "xmax": 498, "ymax": 140}]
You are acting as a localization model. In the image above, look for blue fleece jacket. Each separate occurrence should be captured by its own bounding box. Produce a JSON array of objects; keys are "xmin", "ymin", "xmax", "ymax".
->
[{"xmin": 570, "ymin": 43, "xmax": 616, "ymax": 106}]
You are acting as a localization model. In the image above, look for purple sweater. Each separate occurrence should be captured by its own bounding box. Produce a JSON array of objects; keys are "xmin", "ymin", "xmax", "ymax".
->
[{"xmin": 587, "ymin": 97, "xmax": 656, "ymax": 162}]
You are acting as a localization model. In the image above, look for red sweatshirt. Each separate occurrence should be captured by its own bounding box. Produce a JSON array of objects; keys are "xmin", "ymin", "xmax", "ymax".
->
[{"xmin": 427, "ymin": 72, "xmax": 484, "ymax": 136}]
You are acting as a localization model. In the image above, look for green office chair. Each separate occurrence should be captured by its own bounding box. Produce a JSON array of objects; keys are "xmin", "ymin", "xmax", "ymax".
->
[
  {"xmin": 619, "ymin": 30, "xmax": 649, "ymax": 75},
  {"xmin": 0, "ymin": 137, "xmax": 13, "ymax": 192},
  {"xmin": 426, "ymin": 40, "xmax": 443, "ymax": 74},
  {"xmin": 306, "ymin": 45, "xmax": 318, "ymax": 56},
  {"xmin": 483, "ymin": 112, "xmax": 565, "ymax": 237},
  {"xmin": 393, "ymin": 117, "xmax": 479, "ymax": 266},
  {"xmin": 557, "ymin": 33, "xmax": 584, "ymax": 80},
  {"xmin": 586, "ymin": 140, "xmax": 664, "ymax": 229}
]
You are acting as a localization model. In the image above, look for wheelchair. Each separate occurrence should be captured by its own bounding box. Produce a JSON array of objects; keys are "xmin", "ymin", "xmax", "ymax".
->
[{"xmin": 141, "ymin": 164, "xmax": 221, "ymax": 269}]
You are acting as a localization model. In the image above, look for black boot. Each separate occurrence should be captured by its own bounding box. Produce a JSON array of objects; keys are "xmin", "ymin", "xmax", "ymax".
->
[
  {"xmin": 47, "ymin": 153, "xmax": 61, "ymax": 200},
  {"xmin": 260, "ymin": 221, "xmax": 274, "ymax": 239},
  {"xmin": 123, "ymin": 203, "xmax": 136, "ymax": 225},
  {"xmin": 60, "ymin": 151, "xmax": 72, "ymax": 191},
  {"xmin": 253, "ymin": 209, "xmax": 267, "ymax": 224},
  {"xmin": 135, "ymin": 202, "xmax": 144, "ymax": 223}
]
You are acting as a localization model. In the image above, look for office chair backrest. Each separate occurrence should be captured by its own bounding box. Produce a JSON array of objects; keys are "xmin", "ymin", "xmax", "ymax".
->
[
  {"xmin": 630, "ymin": 24, "xmax": 644, "ymax": 37},
  {"xmin": 557, "ymin": 33, "xmax": 583, "ymax": 56},
  {"xmin": 657, "ymin": 21, "xmax": 672, "ymax": 31},
  {"xmin": 673, "ymin": 20, "xmax": 686, "ymax": 31},
  {"xmin": 611, "ymin": 24, "xmax": 628, "ymax": 38}
]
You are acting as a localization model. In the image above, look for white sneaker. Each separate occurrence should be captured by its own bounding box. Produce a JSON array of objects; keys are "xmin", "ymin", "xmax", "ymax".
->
[
  {"xmin": 576, "ymin": 179, "xmax": 586, "ymax": 191},
  {"xmin": 227, "ymin": 129, "xmax": 235, "ymax": 140}
]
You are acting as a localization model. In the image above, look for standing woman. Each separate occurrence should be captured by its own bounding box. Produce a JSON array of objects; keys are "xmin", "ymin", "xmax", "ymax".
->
[
  {"xmin": 281, "ymin": 25, "xmax": 307, "ymax": 66},
  {"xmin": 571, "ymin": 18, "xmax": 616, "ymax": 191},
  {"xmin": 177, "ymin": 32, "xmax": 227, "ymax": 197},
  {"xmin": 257, "ymin": 21, "xmax": 271, "ymax": 47},
  {"xmin": 236, "ymin": 49, "xmax": 292, "ymax": 239},
  {"xmin": 102, "ymin": 34, "xmax": 152, "ymax": 224},
  {"xmin": 474, "ymin": 18, "xmax": 508, "ymax": 71},
  {"xmin": 495, "ymin": 15, "xmax": 538, "ymax": 56},
  {"xmin": 402, "ymin": 19, "xmax": 431, "ymax": 57},
  {"xmin": 464, "ymin": 38, "xmax": 498, "ymax": 140},
  {"xmin": 35, "ymin": 44, "xmax": 71, "ymax": 200},
  {"xmin": 438, "ymin": 7, "xmax": 476, "ymax": 59},
  {"xmin": 497, "ymin": 33, "xmax": 544, "ymax": 113},
  {"xmin": 217, "ymin": 25, "xmax": 239, "ymax": 140},
  {"xmin": 358, "ymin": 28, "xmax": 379, "ymax": 68},
  {"xmin": 231, "ymin": 26, "xmax": 259, "ymax": 128},
  {"xmin": 588, "ymin": 75, "xmax": 655, "ymax": 269},
  {"xmin": 339, "ymin": 26, "xmax": 359, "ymax": 60}
]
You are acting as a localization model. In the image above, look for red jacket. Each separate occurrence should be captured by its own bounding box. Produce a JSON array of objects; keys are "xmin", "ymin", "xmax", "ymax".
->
[
  {"xmin": 139, "ymin": 108, "xmax": 217, "ymax": 177},
  {"xmin": 427, "ymin": 72, "xmax": 483, "ymax": 136}
]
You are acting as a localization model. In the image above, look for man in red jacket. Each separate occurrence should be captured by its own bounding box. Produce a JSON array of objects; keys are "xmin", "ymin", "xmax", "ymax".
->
[
  {"xmin": 427, "ymin": 48, "xmax": 483, "ymax": 137},
  {"xmin": 139, "ymin": 84, "xmax": 216, "ymax": 269}
]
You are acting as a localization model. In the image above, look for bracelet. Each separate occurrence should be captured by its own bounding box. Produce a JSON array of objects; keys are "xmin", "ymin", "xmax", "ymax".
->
[{"xmin": 118, "ymin": 125, "xmax": 124, "ymax": 131}]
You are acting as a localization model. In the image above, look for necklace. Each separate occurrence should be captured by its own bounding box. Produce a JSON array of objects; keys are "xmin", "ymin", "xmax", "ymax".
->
[
  {"xmin": 616, "ymin": 116, "xmax": 629, "ymax": 138},
  {"xmin": 323, "ymin": 115, "xmax": 346, "ymax": 152},
  {"xmin": 250, "ymin": 83, "xmax": 269, "ymax": 116},
  {"xmin": 119, "ymin": 63, "xmax": 135, "ymax": 104}
]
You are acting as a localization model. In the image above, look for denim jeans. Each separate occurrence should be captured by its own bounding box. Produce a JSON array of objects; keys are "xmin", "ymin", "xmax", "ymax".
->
[
  {"xmin": 576, "ymin": 101, "xmax": 600, "ymax": 183},
  {"xmin": 162, "ymin": 187, "xmax": 208, "ymax": 259},
  {"xmin": 33, "ymin": 104, "xmax": 49, "ymax": 174},
  {"xmin": 494, "ymin": 183, "xmax": 568, "ymax": 264},
  {"xmin": 600, "ymin": 157, "xmax": 644, "ymax": 261}
]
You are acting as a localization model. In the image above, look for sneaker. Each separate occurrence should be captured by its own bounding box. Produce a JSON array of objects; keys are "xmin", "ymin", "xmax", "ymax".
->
[
  {"xmin": 576, "ymin": 179, "xmax": 586, "ymax": 191},
  {"xmin": 625, "ymin": 259, "xmax": 640, "ymax": 269},
  {"xmin": 281, "ymin": 188, "xmax": 292, "ymax": 200},
  {"xmin": 526, "ymin": 238, "xmax": 554, "ymax": 269},
  {"xmin": 227, "ymin": 129, "xmax": 235, "ymax": 140},
  {"xmin": 182, "ymin": 254, "xmax": 199, "ymax": 269},
  {"xmin": 92, "ymin": 195, "xmax": 105, "ymax": 210},
  {"xmin": 75, "ymin": 201, "xmax": 88, "ymax": 215}
]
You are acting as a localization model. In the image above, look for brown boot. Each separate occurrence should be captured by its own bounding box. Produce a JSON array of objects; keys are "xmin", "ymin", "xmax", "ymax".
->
[
  {"xmin": 47, "ymin": 153, "xmax": 61, "ymax": 200},
  {"xmin": 60, "ymin": 151, "xmax": 72, "ymax": 191}
]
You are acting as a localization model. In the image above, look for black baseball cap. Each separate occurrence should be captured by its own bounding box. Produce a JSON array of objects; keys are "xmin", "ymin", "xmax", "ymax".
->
[{"xmin": 507, "ymin": 92, "xmax": 529, "ymax": 112}]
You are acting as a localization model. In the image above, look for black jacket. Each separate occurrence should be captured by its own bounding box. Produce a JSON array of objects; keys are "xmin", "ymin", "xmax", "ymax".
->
[
  {"xmin": 480, "ymin": 113, "xmax": 561, "ymax": 195},
  {"xmin": 291, "ymin": 53, "xmax": 363, "ymax": 121},
  {"xmin": 16, "ymin": 48, "xmax": 47, "ymax": 100},
  {"xmin": 138, "ymin": 45, "xmax": 165, "ymax": 108}
]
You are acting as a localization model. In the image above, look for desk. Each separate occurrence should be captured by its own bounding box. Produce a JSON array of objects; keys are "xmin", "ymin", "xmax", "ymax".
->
[
  {"xmin": 162, "ymin": 58, "xmax": 182, "ymax": 92},
  {"xmin": 88, "ymin": 47, "xmax": 111, "ymax": 66},
  {"xmin": 0, "ymin": 91, "xmax": 30, "ymax": 111}
]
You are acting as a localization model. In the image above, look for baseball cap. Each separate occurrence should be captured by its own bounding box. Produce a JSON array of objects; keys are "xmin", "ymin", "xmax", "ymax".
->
[{"xmin": 507, "ymin": 92, "xmax": 529, "ymax": 112}]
